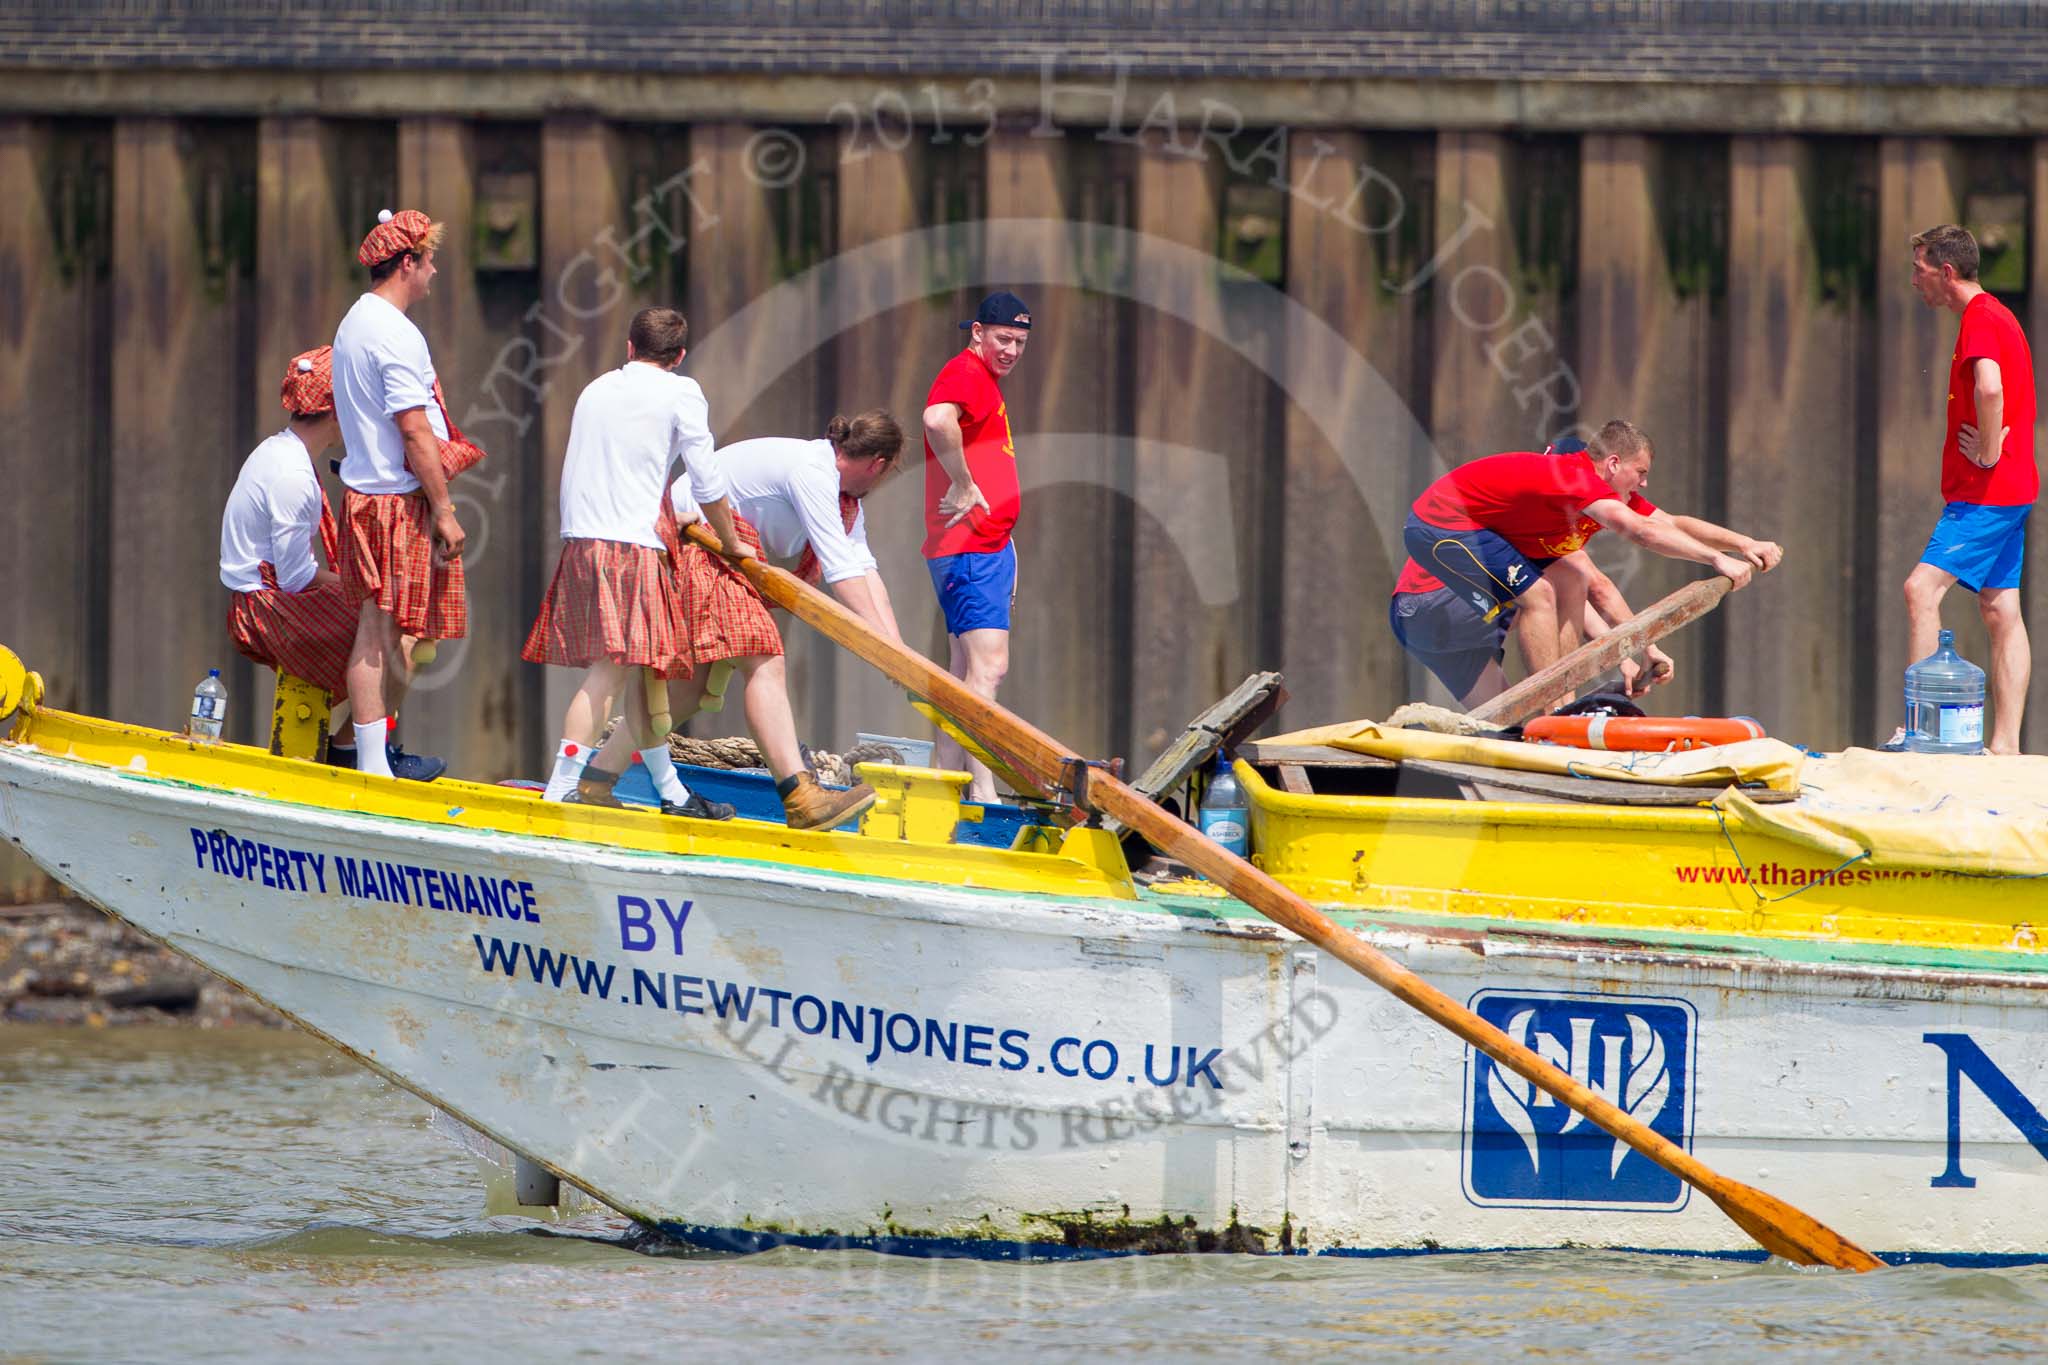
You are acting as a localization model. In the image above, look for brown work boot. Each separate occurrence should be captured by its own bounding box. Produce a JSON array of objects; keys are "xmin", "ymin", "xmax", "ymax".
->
[
  {"xmin": 565, "ymin": 766, "xmax": 625, "ymax": 808},
  {"xmin": 779, "ymin": 773, "xmax": 877, "ymax": 832}
]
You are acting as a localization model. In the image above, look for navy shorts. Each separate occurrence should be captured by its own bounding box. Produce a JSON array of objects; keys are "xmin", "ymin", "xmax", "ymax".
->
[
  {"xmin": 1402, "ymin": 512, "xmax": 1556, "ymax": 623},
  {"xmin": 927, "ymin": 543, "xmax": 1018, "ymax": 635},
  {"xmin": 1390, "ymin": 587, "xmax": 1507, "ymax": 699},
  {"xmin": 1921, "ymin": 501, "xmax": 2032, "ymax": 593}
]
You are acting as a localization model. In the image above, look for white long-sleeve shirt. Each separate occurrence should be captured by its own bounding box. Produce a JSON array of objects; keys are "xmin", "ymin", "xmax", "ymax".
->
[
  {"xmin": 220, "ymin": 428, "xmax": 325, "ymax": 594},
  {"xmin": 558, "ymin": 362, "xmax": 727, "ymax": 549},
  {"xmin": 670, "ymin": 436, "xmax": 875, "ymax": 584}
]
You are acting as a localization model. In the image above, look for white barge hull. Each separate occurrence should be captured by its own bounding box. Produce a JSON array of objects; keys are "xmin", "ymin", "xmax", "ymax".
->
[{"xmin": 6, "ymin": 743, "xmax": 2048, "ymax": 1263}]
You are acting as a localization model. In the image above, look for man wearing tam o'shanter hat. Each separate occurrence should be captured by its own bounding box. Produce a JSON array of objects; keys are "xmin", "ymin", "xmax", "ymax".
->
[
  {"xmin": 220, "ymin": 347, "xmax": 365, "ymax": 714},
  {"xmin": 331, "ymin": 208, "xmax": 484, "ymax": 780}
]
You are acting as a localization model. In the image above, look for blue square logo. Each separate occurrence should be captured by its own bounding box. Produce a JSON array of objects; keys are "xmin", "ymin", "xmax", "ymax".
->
[{"xmin": 1462, "ymin": 990, "xmax": 1696, "ymax": 1212}]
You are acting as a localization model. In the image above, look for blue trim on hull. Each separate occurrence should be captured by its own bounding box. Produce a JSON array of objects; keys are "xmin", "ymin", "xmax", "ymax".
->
[
  {"xmin": 653, "ymin": 1221, "xmax": 1131, "ymax": 1261},
  {"xmin": 651, "ymin": 1221, "xmax": 2048, "ymax": 1267}
]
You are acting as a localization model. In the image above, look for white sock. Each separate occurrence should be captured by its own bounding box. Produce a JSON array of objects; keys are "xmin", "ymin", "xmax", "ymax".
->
[
  {"xmin": 639, "ymin": 745, "xmax": 693, "ymax": 805},
  {"xmin": 544, "ymin": 740, "xmax": 588, "ymax": 802},
  {"xmin": 354, "ymin": 720, "xmax": 393, "ymax": 778}
]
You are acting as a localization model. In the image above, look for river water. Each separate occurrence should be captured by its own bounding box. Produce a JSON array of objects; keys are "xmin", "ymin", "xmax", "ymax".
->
[{"xmin": 4, "ymin": 1025, "xmax": 2045, "ymax": 1362}]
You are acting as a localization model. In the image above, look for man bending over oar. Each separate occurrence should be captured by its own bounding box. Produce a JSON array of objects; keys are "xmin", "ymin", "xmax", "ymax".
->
[
  {"xmin": 1390, "ymin": 419, "xmax": 1782, "ymax": 707},
  {"xmin": 523, "ymin": 306, "xmax": 734, "ymax": 819},
  {"xmin": 580, "ymin": 412, "xmax": 907, "ymax": 831}
]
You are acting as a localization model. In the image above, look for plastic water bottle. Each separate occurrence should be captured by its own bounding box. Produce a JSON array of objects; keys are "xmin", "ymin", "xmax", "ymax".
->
[
  {"xmin": 1904, "ymin": 629, "xmax": 1985, "ymax": 755},
  {"xmin": 1198, "ymin": 753, "xmax": 1250, "ymax": 857},
  {"xmin": 188, "ymin": 668, "xmax": 227, "ymax": 741}
]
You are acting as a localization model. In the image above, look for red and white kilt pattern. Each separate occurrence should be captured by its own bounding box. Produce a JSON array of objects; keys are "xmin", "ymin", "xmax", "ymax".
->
[
  {"xmin": 226, "ymin": 564, "xmax": 356, "ymax": 702},
  {"xmin": 659, "ymin": 506, "xmax": 784, "ymax": 665},
  {"xmin": 521, "ymin": 537, "xmax": 686, "ymax": 674},
  {"xmin": 340, "ymin": 490, "xmax": 467, "ymax": 640}
]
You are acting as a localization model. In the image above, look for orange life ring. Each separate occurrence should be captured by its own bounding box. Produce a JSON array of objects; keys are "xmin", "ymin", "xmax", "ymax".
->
[{"xmin": 1522, "ymin": 714, "xmax": 1765, "ymax": 753}]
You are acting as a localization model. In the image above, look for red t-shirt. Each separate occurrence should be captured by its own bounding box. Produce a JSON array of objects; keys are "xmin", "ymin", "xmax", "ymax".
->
[
  {"xmin": 1942, "ymin": 292, "xmax": 2038, "ymax": 506},
  {"xmin": 922, "ymin": 348, "xmax": 1018, "ymax": 558},
  {"xmin": 1396, "ymin": 450, "xmax": 1655, "ymax": 594}
]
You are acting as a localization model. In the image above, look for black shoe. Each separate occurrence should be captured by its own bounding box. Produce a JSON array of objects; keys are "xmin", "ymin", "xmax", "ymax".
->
[
  {"xmin": 324, "ymin": 744, "xmax": 445, "ymax": 782},
  {"xmin": 660, "ymin": 792, "xmax": 737, "ymax": 821},
  {"xmin": 388, "ymin": 746, "xmax": 447, "ymax": 783}
]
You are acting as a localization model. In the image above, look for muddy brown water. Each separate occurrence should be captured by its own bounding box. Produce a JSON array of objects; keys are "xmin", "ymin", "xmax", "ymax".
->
[{"xmin": 4, "ymin": 1025, "xmax": 2046, "ymax": 1361}]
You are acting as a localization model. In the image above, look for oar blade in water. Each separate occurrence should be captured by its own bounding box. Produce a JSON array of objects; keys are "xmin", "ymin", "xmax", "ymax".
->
[{"xmin": 1710, "ymin": 1180, "xmax": 1885, "ymax": 1271}]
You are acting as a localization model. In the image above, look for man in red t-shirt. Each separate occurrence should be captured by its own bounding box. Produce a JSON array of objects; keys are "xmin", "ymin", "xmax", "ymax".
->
[
  {"xmin": 1390, "ymin": 420, "xmax": 1779, "ymax": 706},
  {"xmin": 922, "ymin": 290, "xmax": 1030, "ymax": 800},
  {"xmin": 1902, "ymin": 225, "xmax": 2038, "ymax": 754}
]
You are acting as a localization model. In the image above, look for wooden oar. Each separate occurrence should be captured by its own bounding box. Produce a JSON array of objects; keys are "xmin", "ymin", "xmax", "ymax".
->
[
  {"xmin": 1468, "ymin": 577, "xmax": 1732, "ymax": 728},
  {"xmin": 680, "ymin": 523, "xmax": 1880, "ymax": 1271}
]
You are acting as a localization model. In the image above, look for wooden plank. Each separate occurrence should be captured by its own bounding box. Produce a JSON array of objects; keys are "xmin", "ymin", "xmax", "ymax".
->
[
  {"xmin": 1104, "ymin": 671, "xmax": 1285, "ymax": 837},
  {"xmin": 530, "ymin": 116, "xmax": 633, "ymax": 744},
  {"xmin": 110, "ymin": 117, "xmax": 257, "ymax": 737},
  {"xmin": 985, "ymin": 129, "xmax": 1134, "ymax": 763},
  {"xmin": 1425, "ymin": 132, "xmax": 1579, "ymax": 706},
  {"xmin": 1402, "ymin": 758, "xmax": 1797, "ymax": 806},
  {"xmin": 1576, "ymin": 134, "xmax": 1722, "ymax": 717},
  {"xmin": 1280, "ymin": 130, "xmax": 1423, "ymax": 725},
  {"xmin": 394, "ymin": 117, "xmax": 539, "ymax": 781},
  {"xmin": 1240, "ymin": 741, "xmax": 1396, "ymax": 770},
  {"xmin": 0, "ymin": 119, "xmax": 110, "ymax": 902},
  {"xmin": 827, "ymin": 132, "xmax": 928, "ymax": 755},
  {"xmin": 1723, "ymin": 137, "xmax": 1870, "ymax": 751},
  {"xmin": 1274, "ymin": 764, "xmax": 1315, "ymax": 796},
  {"xmin": 683, "ymin": 122, "xmax": 832, "ymax": 746},
  {"xmin": 1875, "ymin": 140, "xmax": 1971, "ymax": 706},
  {"xmin": 251, "ymin": 116, "xmax": 387, "ymax": 743},
  {"xmin": 2027, "ymin": 139, "xmax": 2048, "ymax": 753},
  {"xmin": 1129, "ymin": 129, "xmax": 1272, "ymax": 766},
  {"xmin": 1468, "ymin": 578, "xmax": 1731, "ymax": 727}
]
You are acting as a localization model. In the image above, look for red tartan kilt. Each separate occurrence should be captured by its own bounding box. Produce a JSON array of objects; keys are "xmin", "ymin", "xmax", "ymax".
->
[
  {"xmin": 340, "ymin": 490, "xmax": 467, "ymax": 640},
  {"xmin": 659, "ymin": 507, "xmax": 783, "ymax": 666},
  {"xmin": 226, "ymin": 567, "xmax": 357, "ymax": 702},
  {"xmin": 521, "ymin": 538, "xmax": 687, "ymax": 675}
]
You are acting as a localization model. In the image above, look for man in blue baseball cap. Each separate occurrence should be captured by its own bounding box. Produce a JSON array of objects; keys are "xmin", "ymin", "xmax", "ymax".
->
[{"xmin": 921, "ymin": 291, "xmax": 1031, "ymax": 801}]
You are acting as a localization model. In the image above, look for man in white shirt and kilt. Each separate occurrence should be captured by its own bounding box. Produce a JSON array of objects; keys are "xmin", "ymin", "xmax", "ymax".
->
[
  {"xmin": 581, "ymin": 412, "xmax": 907, "ymax": 832},
  {"xmin": 522, "ymin": 306, "xmax": 735, "ymax": 820},
  {"xmin": 333, "ymin": 208, "xmax": 476, "ymax": 780},
  {"xmin": 221, "ymin": 347, "xmax": 358, "ymax": 707}
]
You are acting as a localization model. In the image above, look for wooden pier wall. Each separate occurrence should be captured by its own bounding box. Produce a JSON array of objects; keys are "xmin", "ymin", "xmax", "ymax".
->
[{"xmin": 4, "ymin": 114, "xmax": 2043, "ymax": 897}]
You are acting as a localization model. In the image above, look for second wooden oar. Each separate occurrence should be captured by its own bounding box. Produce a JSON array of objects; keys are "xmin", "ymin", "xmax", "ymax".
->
[
  {"xmin": 1468, "ymin": 576, "xmax": 1731, "ymax": 728},
  {"xmin": 680, "ymin": 523, "xmax": 1881, "ymax": 1271}
]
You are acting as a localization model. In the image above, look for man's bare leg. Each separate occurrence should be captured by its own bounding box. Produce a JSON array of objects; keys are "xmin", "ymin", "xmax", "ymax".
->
[
  {"xmin": 1456, "ymin": 659, "xmax": 1508, "ymax": 711},
  {"xmin": 735, "ymin": 655, "xmax": 807, "ymax": 781},
  {"xmin": 344, "ymin": 602, "xmax": 401, "ymax": 778},
  {"xmin": 541, "ymin": 660, "xmax": 626, "ymax": 801},
  {"xmin": 1506, "ymin": 568, "xmax": 1587, "ymax": 714},
  {"xmin": 1980, "ymin": 586, "xmax": 2029, "ymax": 755},
  {"xmin": 934, "ymin": 628, "xmax": 1009, "ymax": 802},
  {"xmin": 1904, "ymin": 561, "xmax": 1957, "ymax": 667},
  {"xmin": 1508, "ymin": 579, "xmax": 1562, "ymax": 675}
]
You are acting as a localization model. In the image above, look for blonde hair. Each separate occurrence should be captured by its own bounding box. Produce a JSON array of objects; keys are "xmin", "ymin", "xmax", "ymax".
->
[{"xmin": 1588, "ymin": 418, "xmax": 1652, "ymax": 462}]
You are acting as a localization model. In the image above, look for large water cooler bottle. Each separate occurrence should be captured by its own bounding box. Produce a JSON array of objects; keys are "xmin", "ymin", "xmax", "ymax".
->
[{"xmin": 1904, "ymin": 628, "xmax": 1986, "ymax": 755}]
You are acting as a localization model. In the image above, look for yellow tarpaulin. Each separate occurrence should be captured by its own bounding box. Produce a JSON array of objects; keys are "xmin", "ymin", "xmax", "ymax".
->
[
  {"xmin": 1265, "ymin": 719, "xmax": 1807, "ymax": 792},
  {"xmin": 1717, "ymin": 748, "xmax": 2048, "ymax": 876}
]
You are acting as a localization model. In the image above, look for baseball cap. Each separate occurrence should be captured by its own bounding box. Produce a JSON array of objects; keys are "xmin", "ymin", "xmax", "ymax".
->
[{"xmin": 960, "ymin": 291, "xmax": 1032, "ymax": 331}]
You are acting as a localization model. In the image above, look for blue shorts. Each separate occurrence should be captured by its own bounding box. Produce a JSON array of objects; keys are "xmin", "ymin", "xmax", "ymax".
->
[
  {"xmin": 1402, "ymin": 512, "xmax": 1556, "ymax": 624},
  {"xmin": 1922, "ymin": 502, "xmax": 2032, "ymax": 593},
  {"xmin": 1390, "ymin": 587, "xmax": 1506, "ymax": 700},
  {"xmin": 927, "ymin": 543, "xmax": 1018, "ymax": 635}
]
